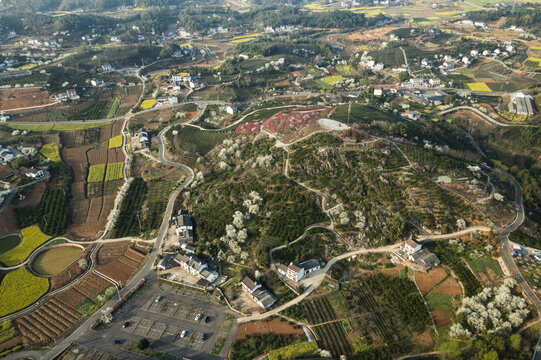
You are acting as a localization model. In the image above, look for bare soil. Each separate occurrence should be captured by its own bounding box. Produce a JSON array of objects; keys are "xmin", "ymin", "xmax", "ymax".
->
[
  {"xmin": 415, "ymin": 267, "xmax": 448, "ymax": 293},
  {"xmin": 0, "ymin": 88, "xmax": 50, "ymax": 110},
  {"xmin": 431, "ymin": 310, "xmax": 452, "ymax": 328},
  {"xmin": 431, "ymin": 277, "xmax": 462, "ymax": 295},
  {"xmin": 234, "ymin": 318, "xmax": 304, "ymax": 340}
]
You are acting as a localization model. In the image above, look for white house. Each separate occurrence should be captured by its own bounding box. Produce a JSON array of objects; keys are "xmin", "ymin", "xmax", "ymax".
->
[
  {"xmin": 462, "ymin": 56, "xmax": 469, "ymax": 65},
  {"xmin": 225, "ymin": 105, "xmax": 240, "ymax": 115},
  {"xmin": 286, "ymin": 263, "xmax": 304, "ymax": 282},
  {"xmin": 241, "ymin": 276, "xmax": 277, "ymax": 309},
  {"xmin": 20, "ymin": 166, "xmax": 44, "ymax": 179},
  {"xmin": 373, "ymin": 88, "xmax": 383, "ymax": 97},
  {"xmin": 172, "ymin": 73, "xmax": 191, "ymax": 82},
  {"xmin": 401, "ymin": 236, "xmax": 422, "ymax": 257},
  {"xmin": 0, "ymin": 113, "xmax": 10, "ymax": 122}
]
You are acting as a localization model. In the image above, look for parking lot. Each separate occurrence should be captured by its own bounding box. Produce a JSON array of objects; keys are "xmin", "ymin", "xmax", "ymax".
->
[{"xmin": 76, "ymin": 276, "xmax": 238, "ymax": 360}]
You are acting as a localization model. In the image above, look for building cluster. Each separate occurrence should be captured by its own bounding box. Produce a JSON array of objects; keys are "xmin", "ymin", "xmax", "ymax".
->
[
  {"xmin": 241, "ymin": 276, "xmax": 277, "ymax": 310},
  {"xmin": 54, "ymin": 89, "xmax": 79, "ymax": 101},
  {"xmin": 172, "ymin": 213, "xmax": 195, "ymax": 246},
  {"xmin": 171, "ymin": 72, "xmax": 205, "ymax": 90},
  {"xmin": 171, "ymin": 253, "xmax": 219, "ymax": 286},
  {"xmin": 396, "ymin": 235, "xmax": 440, "ymax": 272},
  {"xmin": 136, "ymin": 129, "xmax": 150, "ymax": 149},
  {"xmin": 277, "ymin": 259, "xmax": 322, "ymax": 283},
  {"xmin": 508, "ymin": 92, "xmax": 537, "ymax": 116}
]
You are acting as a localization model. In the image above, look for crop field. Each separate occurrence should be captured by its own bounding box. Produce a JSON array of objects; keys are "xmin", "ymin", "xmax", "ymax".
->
[
  {"xmin": 87, "ymin": 164, "xmax": 106, "ymax": 183},
  {"xmin": 300, "ymin": 297, "xmax": 337, "ymax": 325},
  {"xmin": 108, "ymin": 135, "xmax": 123, "ymax": 149},
  {"xmin": 467, "ymin": 257, "xmax": 503, "ymax": 277},
  {"xmin": 39, "ymin": 143, "xmax": 61, "ymax": 163},
  {"xmin": 0, "ymin": 88, "xmax": 50, "ymax": 110},
  {"xmin": 106, "ymin": 98, "xmax": 121, "ymax": 118},
  {"xmin": 105, "ymin": 162, "xmax": 124, "ymax": 181},
  {"xmin": 332, "ymin": 103, "xmax": 398, "ymax": 124},
  {"xmin": 313, "ymin": 322, "xmax": 353, "ymax": 356},
  {"xmin": 140, "ymin": 99, "xmax": 156, "ymax": 110},
  {"xmin": 174, "ymin": 126, "xmax": 233, "ymax": 155},
  {"xmin": 0, "ymin": 267, "xmax": 49, "ymax": 317},
  {"xmin": 0, "ymin": 235, "xmax": 21, "ymax": 256},
  {"xmin": 0, "ymin": 226, "xmax": 51, "ymax": 267},
  {"xmin": 320, "ymin": 75, "xmax": 346, "ymax": 85},
  {"xmin": 8, "ymin": 121, "xmax": 115, "ymax": 132},
  {"xmin": 70, "ymin": 100, "xmax": 111, "ymax": 121},
  {"xmin": 96, "ymin": 247, "xmax": 145, "ymax": 283},
  {"xmin": 16, "ymin": 296, "xmax": 81, "ymax": 345},
  {"xmin": 467, "ymin": 82, "xmax": 492, "ymax": 92}
]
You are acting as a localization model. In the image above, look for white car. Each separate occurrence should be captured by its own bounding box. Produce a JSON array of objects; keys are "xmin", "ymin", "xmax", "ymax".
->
[
  {"xmin": 195, "ymin": 313, "xmax": 201, "ymax": 321},
  {"xmin": 534, "ymin": 255, "xmax": 541, "ymax": 261},
  {"xmin": 180, "ymin": 330, "xmax": 187, "ymax": 338}
]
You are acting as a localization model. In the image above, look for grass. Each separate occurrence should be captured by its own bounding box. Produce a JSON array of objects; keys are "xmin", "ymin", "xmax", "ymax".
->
[
  {"xmin": 467, "ymin": 82, "xmax": 492, "ymax": 92},
  {"xmin": 108, "ymin": 135, "xmax": 123, "ymax": 149},
  {"xmin": 321, "ymin": 75, "xmax": 346, "ymax": 85},
  {"xmin": 140, "ymin": 99, "xmax": 156, "ymax": 110},
  {"xmin": 0, "ymin": 226, "xmax": 51, "ymax": 267},
  {"xmin": 39, "ymin": 143, "xmax": 61, "ymax": 163},
  {"xmin": 0, "ymin": 321, "xmax": 16, "ymax": 344},
  {"xmin": 107, "ymin": 98, "xmax": 121, "ymax": 118},
  {"xmin": 7, "ymin": 121, "xmax": 114, "ymax": 132},
  {"xmin": 0, "ymin": 267, "xmax": 49, "ymax": 317},
  {"xmin": 0, "ymin": 235, "xmax": 21, "ymax": 256},
  {"xmin": 467, "ymin": 257, "xmax": 503, "ymax": 277},
  {"xmin": 175, "ymin": 126, "xmax": 232, "ymax": 155},
  {"xmin": 88, "ymin": 164, "xmax": 106, "ymax": 183},
  {"xmin": 425, "ymin": 292, "xmax": 454, "ymax": 311},
  {"xmin": 105, "ymin": 162, "xmax": 124, "ymax": 181},
  {"xmin": 332, "ymin": 103, "xmax": 399, "ymax": 124}
]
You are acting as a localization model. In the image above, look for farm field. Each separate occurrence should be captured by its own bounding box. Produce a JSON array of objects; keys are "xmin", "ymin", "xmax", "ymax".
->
[
  {"xmin": 0, "ymin": 88, "xmax": 51, "ymax": 110},
  {"xmin": 8, "ymin": 121, "xmax": 115, "ymax": 132},
  {"xmin": 0, "ymin": 226, "xmax": 51, "ymax": 267},
  {"xmin": 105, "ymin": 162, "xmax": 124, "ymax": 181},
  {"xmin": 467, "ymin": 82, "xmax": 492, "ymax": 92},
  {"xmin": 0, "ymin": 235, "xmax": 21, "ymax": 256},
  {"xmin": 107, "ymin": 98, "xmax": 121, "ymax": 118},
  {"xmin": 0, "ymin": 267, "xmax": 49, "ymax": 317},
  {"xmin": 174, "ymin": 126, "xmax": 233, "ymax": 155},
  {"xmin": 108, "ymin": 135, "xmax": 123, "ymax": 149},
  {"xmin": 140, "ymin": 99, "xmax": 156, "ymax": 110},
  {"xmin": 39, "ymin": 143, "xmax": 62, "ymax": 163},
  {"xmin": 87, "ymin": 164, "xmax": 106, "ymax": 183}
]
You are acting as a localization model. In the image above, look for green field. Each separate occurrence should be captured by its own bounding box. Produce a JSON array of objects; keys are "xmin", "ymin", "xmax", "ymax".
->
[
  {"xmin": 105, "ymin": 162, "xmax": 124, "ymax": 181},
  {"xmin": 0, "ymin": 226, "xmax": 51, "ymax": 267},
  {"xmin": 175, "ymin": 126, "xmax": 232, "ymax": 155},
  {"xmin": 107, "ymin": 98, "xmax": 121, "ymax": 118},
  {"xmin": 332, "ymin": 103, "xmax": 399, "ymax": 124},
  {"xmin": 0, "ymin": 267, "xmax": 50, "ymax": 317},
  {"xmin": 425, "ymin": 292, "xmax": 454, "ymax": 311},
  {"xmin": 0, "ymin": 235, "xmax": 21, "ymax": 256},
  {"xmin": 467, "ymin": 257, "xmax": 503, "ymax": 277}
]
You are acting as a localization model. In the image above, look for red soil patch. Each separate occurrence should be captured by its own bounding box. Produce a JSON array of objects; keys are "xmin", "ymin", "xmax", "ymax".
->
[
  {"xmin": 413, "ymin": 331, "xmax": 434, "ymax": 348},
  {"xmin": 431, "ymin": 310, "xmax": 452, "ymax": 328},
  {"xmin": 0, "ymin": 88, "xmax": 50, "ymax": 110},
  {"xmin": 262, "ymin": 110, "xmax": 322, "ymax": 134},
  {"xmin": 415, "ymin": 267, "xmax": 448, "ymax": 293},
  {"xmin": 235, "ymin": 318, "xmax": 304, "ymax": 340},
  {"xmin": 376, "ymin": 264, "xmax": 403, "ymax": 278},
  {"xmin": 237, "ymin": 121, "xmax": 263, "ymax": 135},
  {"xmin": 0, "ymin": 206, "xmax": 17, "ymax": 236},
  {"xmin": 432, "ymin": 277, "xmax": 462, "ymax": 295}
]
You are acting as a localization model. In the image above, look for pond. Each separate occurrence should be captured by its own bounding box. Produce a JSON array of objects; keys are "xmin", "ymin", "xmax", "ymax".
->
[
  {"xmin": 0, "ymin": 235, "xmax": 22, "ymax": 256},
  {"xmin": 32, "ymin": 245, "xmax": 83, "ymax": 276}
]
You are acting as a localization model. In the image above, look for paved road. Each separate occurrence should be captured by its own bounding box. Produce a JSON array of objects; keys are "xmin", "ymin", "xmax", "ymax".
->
[
  {"xmin": 33, "ymin": 121, "xmax": 196, "ymax": 360},
  {"xmin": 417, "ymin": 226, "xmax": 492, "ymax": 242}
]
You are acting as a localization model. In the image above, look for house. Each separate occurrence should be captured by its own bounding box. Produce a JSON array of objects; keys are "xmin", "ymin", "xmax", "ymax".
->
[
  {"xmin": 91, "ymin": 79, "xmax": 104, "ymax": 87},
  {"xmin": 373, "ymin": 88, "xmax": 383, "ymax": 97},
  {"xmin": 403, "ymin": 110, "xmax": 422, "ymax": 120},
  {"xmin": 157, "ymin": 253, "xmax": 173, "ymax": 271},
  {"xmin": 508, "ymin": 92, "xmax": 536, "ymax": 116},
  {"xmin": 428, "ymin": 78, "xmax": 441, "ymax": 87},
  {"xmin": 0, "ymin": 113, "xmax": 10, "ymax": 122},
  {"xmin": 101, "ymin": 64, "xmax": 113, "ymax": 73},
  {"xmin": 181, "ymin": 243, "xmax": 196, "ymax": 254},
  {"xmin": 286, "ymin": 263, "xmax": 304, "ymax": 282},
  {"xmin": 174, "ymin": 214, "xmax": 195, "ymax": 245},
  {"xmin": 138, "ymin": 129, "xmax": 150, "ymax": 148},
  {"xmin": 401, "ymin": 235, "xmax": 422, "ymax": 256},
  {"xmin": 189, "ymin": 79, "xmax": 205, "ymax": 89},
  {"xmin": 421, "ymin": 89, "xmax": 447, "ymax": 104},
  {"xmin": 157, "ymin": 96, "xmax": 178, "ymax": 106},
  {"xmin": 392, "ymin": 66, "xmax": 409, "ymax": 73},
  {"xmin": 225, "ymin": 105, "xmax": 240, "ymax": 115},
  {"xmin": 20, "ymin": 166, "xmax": 44, "ymax": 179},
  {"xmin": 410, "ymin": 248, "xmax": 441, "ymax": 271},
  {"xmin": 409, "ymin": 78, "xmax": 426, "ymax": 87},
  {"xmin": 0, "ymin": 149, "xmax": 14, "ymax": 162},
  {"xmin": 173, "ymin": 253, "xmax": 218, "ymax": 283},
  {"xmin": 300, "ymin": 259, "xmax": 321, "ymax": 275},
  {"xmin": 172, "ymin": 73, "xmax": 191, "ymax": 82},
  {"xmin": 462, "ymin": 56, "xmax": 469, "ymax": 65},
  {"xmin": 241, "ymin": 276, "xmax": 277, "ymax": 310},
  {"xmin": 54, "ymin": 89, "xmax": 79, "ymax": 101}
]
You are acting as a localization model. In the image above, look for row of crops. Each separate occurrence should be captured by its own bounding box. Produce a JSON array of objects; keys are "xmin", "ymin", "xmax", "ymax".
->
[{"xmin": 313, "ymin": 322, "xmax": 353, "ymax": 356}]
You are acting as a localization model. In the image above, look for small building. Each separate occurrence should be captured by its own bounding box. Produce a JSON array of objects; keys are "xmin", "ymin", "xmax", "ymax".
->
[
  {"xmin": 173, "ymin": 253, "xmax": 218, "ymax": 283},
  {"xmin": 0, "ymin": 113, "xmax": 10, "ymax": 122},
  {"xmin": 138, "ymin": 129, "xmax": 150, "ymax": 148},
  {"xmin": 0, "ymin": 149, "xmax": 14, "ymax": 162},
  {"xmin": 91, "ymin": 79, "xmax": 105, "ymax": 87},
  {"xmin": 286, "ymin": 263, "xmax": 304, "ymax": 282},
  {"xmin": 172, "ymin": 73, "xmax": 191, "ymax": 82},
  {"xmin": 401, "ymin": 236, "xmax": 422, "ymax": 256},
  {"xmin": 373, "ymin": 88, "xmax": 383, "ymax": 97},
  {"xmin": 403, "ymin": 110, "xmax": 422, "ymax": 120},
  {"xmin": 300, "ymin": 259, "xmax": 321, "ymax": 275},
  {"xmin": 241, "ymin": 276, "xmax": 277, "ymax": 310},
  {"xmin": 174, "ymin": 214, "xmax": 195, "ymax": 245},
  {"xmin": 225, "ymin": 105, "xmax": 240, "ymax": 115},
  {"xmin": 20, "ymin": 166, "xmax": 44, "ymax": 179},
  {"xmin": 410, "ymin": 248, "xmax": 441, "ymax": 272},
  {"xmin": 54, "ymin": 89, "xmax": 79, "ymax": 101}
]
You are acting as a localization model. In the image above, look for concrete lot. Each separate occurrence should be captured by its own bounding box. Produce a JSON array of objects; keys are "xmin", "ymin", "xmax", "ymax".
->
[{"xmin": 74, "ymin": 275, "xmax": 238, "ymax": 360}]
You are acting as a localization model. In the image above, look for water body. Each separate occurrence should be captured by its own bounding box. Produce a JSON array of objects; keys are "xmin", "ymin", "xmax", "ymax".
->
[{"xmin": 32, "ymin": 245, "xmax": 83, "ymax": 276}]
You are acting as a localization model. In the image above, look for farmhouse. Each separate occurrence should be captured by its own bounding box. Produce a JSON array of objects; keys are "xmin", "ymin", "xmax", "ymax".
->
[
  {"xmin": 138, "ymin": 129, "xmax": 150, "ymax": 148},
  {"xmin": 284, "ymin": 259, "xmax": 322, "ymax": 282},
  {"xmin": 241, "ymin": 276, "xmax": 277, "ymax": 310},
  {"xmin": 0, "ymin": 113, "xmax": 10, "ymax": 122},
  {"xmin": 173, "ymin": 214, "xmax": 195, "ymax": 245},
  {"xmin": 508, "ymin": 92, "xmax": 536, "ymax": 116},
  {"xmin": 0, "ymin": 149, "xmax": 14, "ymax": 162},
  {"xmin": 397, "ymin": 235, "xmax": 441, "ymax": 272},
  {"xmin": 54, "ymin": 89, "xmax": 79, "ymax": 101},
  {"xmin": 20, "ymin": 167, "xmax": 44, "ymax": 179},
  {"xmin": 173, "ymin": 253, "xmax": 218, "ymax": 283},
  {"xmin": 172, "ymin": 73, "xmax": 191, "ymax": 82}
]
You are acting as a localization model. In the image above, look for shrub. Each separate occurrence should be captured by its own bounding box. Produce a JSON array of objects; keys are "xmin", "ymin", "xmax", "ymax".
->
[{"xmin": 137, "ymin": 338, "xmax": 150, "ymax": 350}]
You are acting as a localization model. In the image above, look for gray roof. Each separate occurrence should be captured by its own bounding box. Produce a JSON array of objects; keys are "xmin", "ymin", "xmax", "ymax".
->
[
  {"xmin": 300, "ymin": 259, "xmax": 320, "ymax": 271},
  {"xmin": 411, "ymin": 249, "xmax": 440, "ymax": 268}
]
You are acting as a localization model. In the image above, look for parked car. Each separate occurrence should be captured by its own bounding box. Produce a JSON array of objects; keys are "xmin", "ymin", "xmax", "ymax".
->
[
  {"xmin": 205, "ymin": 316, "xmax": 212, "ymax": 323},
  {"xmin": 200, "ymin": 333, "xmax": 206, "ymax": 341},
  {"xmin": 155, "ymin": 296, "xmax": 163, "ymax": 303},
  {"xmin": 180, "ymin": 330, "xmax": 187, "ymax": 338},
  {"xmin": 123, "ymin": 322, "xmax": 130, "ymax": 328},
  {"xmin": 195, "ymin": 313, "xmax": 201, "ymax": 321}
]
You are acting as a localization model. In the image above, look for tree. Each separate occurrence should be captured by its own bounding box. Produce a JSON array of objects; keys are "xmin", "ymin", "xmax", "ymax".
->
[
  {"xmin": 137, "ymin": 338, "xmax": 150, "ymax": 350},
  {"xmin": 509, "ymin": 334, "xmax": 522, "ymax": 351},
  {"xmin": 398, "ymin": 71, "xmax": 410, "ymax": 83}
]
